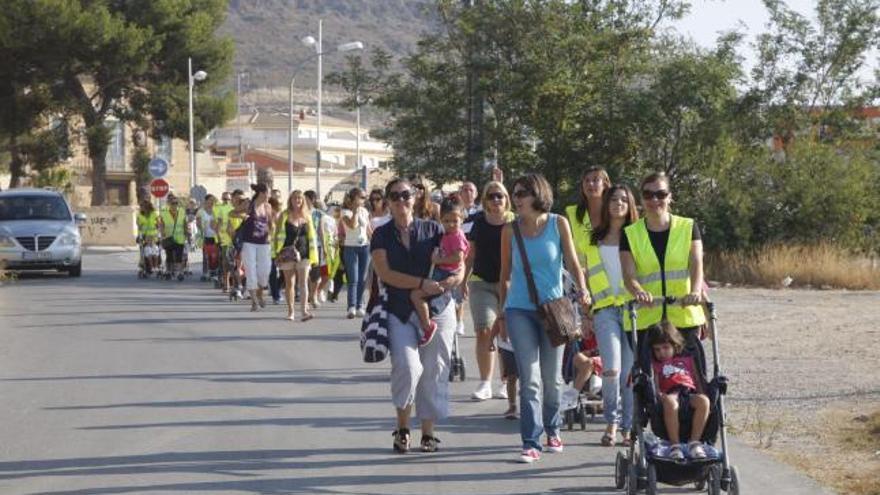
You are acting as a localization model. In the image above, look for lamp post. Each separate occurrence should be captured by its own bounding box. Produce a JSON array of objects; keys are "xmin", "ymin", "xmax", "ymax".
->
[
  {"xmin": 188, "ymin": 57, "xmax": 208, "ymax": 190},
  {"xmin": 293, "ymin": 26, "xmax": 362, "ymax": 196}
]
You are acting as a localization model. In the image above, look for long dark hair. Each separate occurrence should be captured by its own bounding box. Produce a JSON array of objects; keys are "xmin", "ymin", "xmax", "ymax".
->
[
  {"xmin": 576, "ymin": 166, "xmax": 612, "ymax": 223},
  {"xmin": 591, "ymin": 184, "xmax": 639, "ymax": 244}
]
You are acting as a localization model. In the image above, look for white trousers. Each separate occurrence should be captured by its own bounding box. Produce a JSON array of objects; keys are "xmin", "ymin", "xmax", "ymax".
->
[{"xmin": 241, "ymin": 242, "xmax": 271, "ymax": 290}]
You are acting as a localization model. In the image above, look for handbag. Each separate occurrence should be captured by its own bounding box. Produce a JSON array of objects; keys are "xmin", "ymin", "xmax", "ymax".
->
[
  {"xmin": 162, "ymin": 210, "xmax": 182, "ymax": 250},
  {"xmin": 360, "ymin": 282, "xmax": 390, "ymax": 363},
  {"xmin": 512, "ymin": 217, "xmax": 581, "ymax": 348}
]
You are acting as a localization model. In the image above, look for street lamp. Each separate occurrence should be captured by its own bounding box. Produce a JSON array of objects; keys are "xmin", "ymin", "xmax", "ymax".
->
[
  {"xmin": 188, "ymin": 57, "xmax": 208, "ymax": 191},
  {"xmin": 287, "ymin": 21, "xmax": 362, "ymax": 195}
]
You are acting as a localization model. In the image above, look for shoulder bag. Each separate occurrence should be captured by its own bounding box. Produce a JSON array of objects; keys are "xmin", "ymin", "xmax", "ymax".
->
[
  {"xmin": 360, "ymin": 281, "xmax": 390, "ymax": 363},
  {"xmin": 512, "ymin": 217, "xmax": 581, "ymax": 348}
]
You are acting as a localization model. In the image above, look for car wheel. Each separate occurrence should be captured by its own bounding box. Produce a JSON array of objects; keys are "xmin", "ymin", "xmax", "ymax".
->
[{"xmin": 68, "ymin": 261, "xmax": 82, "ymax": 277}]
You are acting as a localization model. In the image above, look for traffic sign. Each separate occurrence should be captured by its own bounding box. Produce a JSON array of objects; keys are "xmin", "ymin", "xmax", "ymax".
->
[
  {"xmin": 190, "ymin": 185, "xmax": 207, "ymax": 204},
  {"xmin": 148, "ymin": 158, "xmax": 169, "ymax": 178},
  {"xmin": 150, "ymin": 178, "xmax": 170, "ymax": 198}
]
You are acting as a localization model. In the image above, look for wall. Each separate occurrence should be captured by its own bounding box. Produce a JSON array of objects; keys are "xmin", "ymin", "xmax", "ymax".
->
[{"xmin": 77, "ymin": 206, "xmax": 138, "ymax": 247}]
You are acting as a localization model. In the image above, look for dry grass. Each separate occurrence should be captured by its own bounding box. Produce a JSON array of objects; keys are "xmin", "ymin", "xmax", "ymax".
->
[{"xmin": 707, "ymin": 243, "xmax": 880, "ymax": 290}]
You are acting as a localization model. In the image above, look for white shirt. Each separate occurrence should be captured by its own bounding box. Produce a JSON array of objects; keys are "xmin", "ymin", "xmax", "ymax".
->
[
  {"xmin": 370, "ymin": 214, "xmax": 391, "ymax": 231},
  {"xmin": 342, "ymin": 207, "xmax": 370, "ymax": 246},
  {"xmin": 598, "ymin": 244, "xmax": 623, "ymax": 296},
  {"xmin": 198, "ymin": 209, "xmax": 216, "ymax": 238}
]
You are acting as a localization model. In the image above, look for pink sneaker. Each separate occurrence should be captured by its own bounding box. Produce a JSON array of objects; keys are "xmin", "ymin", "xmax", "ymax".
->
[
  {"xmin": 518, "ymin": 448, "xmax": 541, "ymax": 463},
  {"xmin": 418, "ymin": 321, "xmax": 438, "ymax": 347},
  {"xmin": 546, "ymin": 436, "xmax": 564, "ymax": 453}
]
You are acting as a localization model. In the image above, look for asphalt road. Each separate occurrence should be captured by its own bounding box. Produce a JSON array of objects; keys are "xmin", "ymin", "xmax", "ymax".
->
[{"xmin": 0, "ymin": 251, "xmax": 833, "ymax": 495}]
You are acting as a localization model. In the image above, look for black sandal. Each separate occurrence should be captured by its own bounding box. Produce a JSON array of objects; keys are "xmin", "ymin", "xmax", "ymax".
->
[
  {"xmin": 420, "ymin": 434, "xmax": 441, "ymax": 453},
  {"xmin": 392, "ymin": 428, "xmax": 410, "ymax": 453}
]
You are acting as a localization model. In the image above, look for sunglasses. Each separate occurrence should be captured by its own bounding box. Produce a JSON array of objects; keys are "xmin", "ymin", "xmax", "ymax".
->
[
  {"xmin": 413, "ymin": 184, "xmax": 426, "ymax": 191},
  {"xmin": 641, "ymin": 189, "xmax": 670, "ymax": 201},
  {"xmin": 388, "ymin": 190, "xmax": 413, "ymax": 202},
  {"xmin": 370, "ymin": 196, "xmax": 383, "ymax": 202},
  {"xmin": 512, "ymin": 189, "xmax": 533, "ymax": 198},
  {"xmin": 486, "ymin": 192, "xmax": 505, "ymax": 201}
]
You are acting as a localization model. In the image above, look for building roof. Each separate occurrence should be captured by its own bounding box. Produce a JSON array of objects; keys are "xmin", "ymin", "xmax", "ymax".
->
[{"xmin": 249, "ymin": 111, "xmax": 357, "ymax": 130}]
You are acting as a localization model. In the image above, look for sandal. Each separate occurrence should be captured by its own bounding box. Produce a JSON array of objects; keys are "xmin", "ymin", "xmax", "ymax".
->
[
  {"xmin": 420, "ymin": 434, "xmax": 441, "ymax": 453},
  {"xmin": 504, "ymin": 405, "xmax": 519, "ymax": 420},
  {"xmin": 601, "ymin": 432, "xmax": 616, "ymax": 447},
  {"xmin": 392, "ymin": 428, "xmax": 410, "ymax": 454},
  {"xmin": 620, "ymin": 430, "xmax": 632, "ymax": 447},
  {"xmin": 301, "ymin": 313, "xmax": 314, "ymax": 322}
]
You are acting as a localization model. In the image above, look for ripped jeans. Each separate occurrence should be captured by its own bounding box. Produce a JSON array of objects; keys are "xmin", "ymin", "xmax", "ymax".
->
[{"xmin": 593, "ymin": 306, "xmax": 633, "ymax": 431}]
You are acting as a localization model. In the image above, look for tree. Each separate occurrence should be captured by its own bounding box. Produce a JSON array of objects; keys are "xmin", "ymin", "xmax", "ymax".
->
[{"xmin": 2, "ymin": 0, "xmax": 235, "ymax": 204}]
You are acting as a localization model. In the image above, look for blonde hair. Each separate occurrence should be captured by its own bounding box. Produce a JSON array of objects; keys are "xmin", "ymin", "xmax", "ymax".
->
[
  {"xmin": 480, "ymin": 180, "xmax": 511, "ymax": 212},
  {"xmin": 286, "ymin": 190, "xmax": 311, "ymax": 218}
]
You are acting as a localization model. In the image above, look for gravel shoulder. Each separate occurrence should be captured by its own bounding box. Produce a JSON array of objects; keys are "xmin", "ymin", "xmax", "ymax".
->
[{"xmin": 710, "ymin": 288, "xmax": 880, "ymax": 495}]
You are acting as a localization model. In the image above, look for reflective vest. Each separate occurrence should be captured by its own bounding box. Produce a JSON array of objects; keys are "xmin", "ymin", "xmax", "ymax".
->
[
  {"xmin": 313, "ymin": 210, "xmax": 338, "ymax": 267},
  {"xmin": 623, "ymin": 215, "xmax": 705, "ymax": 330},
  {"xmin": 273, "ymin": 211, "xmax": 319, "ymax": 265},
  {"xmin": 565, "ymin": 204, "xmax": 592, "ymax": 266},
  {"xmin": 161, "ymin": 209, "xmax": 186, "ymax": 245},
  {"xmin": 214, "ymin": 204, "xmax": 233, "ymax": 247},
  {"xmin": 584, "ymin": 242, "xmax": 625, "ymax": 312},
  {"xmin": 137, "ymin": 211, "xmax": 159, "ymax": 238}
]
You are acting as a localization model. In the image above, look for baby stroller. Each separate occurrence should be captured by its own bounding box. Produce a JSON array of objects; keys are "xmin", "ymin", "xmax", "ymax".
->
[
  {"xmin": 448, "ymin": 330, "xmax": 466, "ymax": 382},
  {"xmin": 562, "ymin": 336, "xmax": 603, "ymax": 431},
  {"xmin": 137, "ymin": 236, "xmax": 162, "ymax": 279},
  {"xmin": 201, "ymin": 241, "xmax": 220, "ymax": 283},
  {"xmin": 615, "ymin": 296, "xmax": 739, "ymax": 495}
]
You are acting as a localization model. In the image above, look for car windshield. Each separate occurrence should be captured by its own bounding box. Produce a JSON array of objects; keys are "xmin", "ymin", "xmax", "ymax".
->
[{"xmin": 0, "ymin": 196, "xmax": 71, "ymax": 221}]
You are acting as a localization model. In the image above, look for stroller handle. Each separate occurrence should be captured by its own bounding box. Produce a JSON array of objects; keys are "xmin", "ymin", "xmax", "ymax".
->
[{"xmin": 625, "ymin": 295, "xmax": 692, "ymax": 313}]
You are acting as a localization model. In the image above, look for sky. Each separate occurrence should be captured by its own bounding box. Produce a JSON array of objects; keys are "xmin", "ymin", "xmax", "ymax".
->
[{"xmin": 670, "ymin": 0, "xmax": 878, "ymax": 82}]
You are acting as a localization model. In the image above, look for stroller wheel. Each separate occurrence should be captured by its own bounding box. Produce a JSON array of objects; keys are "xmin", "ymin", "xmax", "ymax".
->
[
  {"xmin": 579, "ymin": 404, "xmax": 587, "ymax": 430},
  {"xmin": 695, "ymin": 479, "xmax": 707, "ymax": 491},
  {"xmin": 457, "ymin": 357, "xmax": 465, "ymax": 381},
  {"xmin": 614, "ymin": 451, "xmax": 628, "ymax": 489},
  {"xmin": 177, "ymin": 274, "xmax": 184, "ymax": 281},
  {"xmin": 725, "ymin": 466, "xmax": 740, "ymax": 495},
  {"xmin": 646, "ymin": 463, "xmax": 657, "ymax": 495},
  {"xmin": 565, "ymin": 409, "xmax": 574, "ymax": 431},
  {"xmin": 200, "ymin": 275, "xmax": 207, "ymax": 282},
  {"xmin": 707, "ymin": 465, "xmax": 722, "ymax": 495},
  {"xmin": 626, "ymin": 458, "xmax": 639, "ymax": 495}
]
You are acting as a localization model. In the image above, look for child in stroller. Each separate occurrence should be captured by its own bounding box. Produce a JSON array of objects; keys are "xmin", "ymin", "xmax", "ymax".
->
[
  {"xmin": 561, "ymin": 334, "xmax": 603, "ymax": 410},
  {"xmin": 648, "ymin": 322, "xmax": 710, "ymax": 460}
]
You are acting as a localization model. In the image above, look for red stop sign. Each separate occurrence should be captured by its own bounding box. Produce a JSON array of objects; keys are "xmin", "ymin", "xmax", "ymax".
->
[{"xmin": 150, "ymin": 178, "xmax": 170, "ymax": 198}]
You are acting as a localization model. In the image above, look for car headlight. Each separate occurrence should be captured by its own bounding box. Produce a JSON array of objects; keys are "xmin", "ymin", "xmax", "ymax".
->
[
  {"xmin": 0, "ymin": 235, "xmax": 17, "ymax": 248},
  {"xmin": 56, "ymin": 232, "xmax": 80, "ymax": 246}
]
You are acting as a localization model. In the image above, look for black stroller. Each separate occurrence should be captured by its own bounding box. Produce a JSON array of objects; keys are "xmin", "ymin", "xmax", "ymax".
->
[{"xmin": 615, "ymin": 296, "xmax": 740, "ymax": 495}]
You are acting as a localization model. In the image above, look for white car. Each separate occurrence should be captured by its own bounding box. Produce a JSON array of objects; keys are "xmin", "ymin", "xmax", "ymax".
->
[{"xmin": 0, "ymin": 189, "xmax": 85, "ymax": 276}]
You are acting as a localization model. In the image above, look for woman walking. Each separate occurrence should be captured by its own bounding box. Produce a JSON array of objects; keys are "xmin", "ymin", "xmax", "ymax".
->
[
  {"xmin": 497, "ymin": 173, "xmax": 591, "ymax": 463},
  {"xmin": 412, "ymin": 176, "xmax": 440, "ymax": 221},
  {"xmin": 564, "ymin": 184, "xmax": 639, "ymax": 447},
  {"xmin": 368, "ymin": 188, "xmax": 391, "ymax": 229},
  {"xmin": 240, "ymin": 183, "xmax": 275, "ymax": 311},
  {"xmin": 371, "ymin": 177, "xmax": 462, "ymax": 454},
  {"xmin": 620, "ymin": 171, "xmax": 706, "ymax": 366},
  {"xmin": 341, "ymin": 187, "xmax": 372, "ymax": 318},
  {"xmin": 565, "ymin": 167, "xmax": 611, "ymax": 267},
  {"xmin": 274, "ymin": 190, "xmax": 318, "ymax": 321},
  {"xmin": 463, "ymin": 181, "xmax": 514, "ymax": 401}
]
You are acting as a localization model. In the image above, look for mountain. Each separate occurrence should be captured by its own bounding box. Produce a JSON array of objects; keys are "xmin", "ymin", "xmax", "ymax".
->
[{"xmin": 221, "ymin": 0, "xmax": 440, "ymax": 93}]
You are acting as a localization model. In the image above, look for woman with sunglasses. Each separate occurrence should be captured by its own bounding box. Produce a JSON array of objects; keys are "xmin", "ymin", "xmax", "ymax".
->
[
  {"xmin": 368, "ymin": 188, "xmax": 391, "ymax": 230},
  {"xmin": 371, "ymin": 178, "xmax": 463, "ymax": 454},
  {"xmin": 497, "ymin": 173, "xmax": 591, "ymax": 463},
  {"xmin": 620, "ymin": 172, "xmax": 706, "ymax": 395},
  {"xmin": 462, "ymin": 181, "xmax": 514, "ymax": 404},
  {"xmin": 412, "ymin": 176, "xmax": 441, "ymax": 221}
]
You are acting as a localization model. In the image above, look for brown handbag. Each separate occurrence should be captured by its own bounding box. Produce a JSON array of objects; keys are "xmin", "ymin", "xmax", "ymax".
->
[{"xmin": 512, "ymin": 218, "xmax": 581, "ymax": 347}]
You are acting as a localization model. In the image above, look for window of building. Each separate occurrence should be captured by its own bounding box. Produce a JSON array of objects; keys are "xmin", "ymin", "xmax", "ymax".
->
[
  {"xmin": 156, "ymin": 135, "xmax": 173, "ymax": 162},
  {"xmin": 105, "ymin": 121, "xmax": 126, "ymax": 171}
]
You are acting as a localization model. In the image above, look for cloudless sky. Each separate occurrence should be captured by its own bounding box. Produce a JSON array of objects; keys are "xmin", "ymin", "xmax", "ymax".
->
[{"xmin": 670, "ymin": 0, "xmax": 878, "ymax": 82}]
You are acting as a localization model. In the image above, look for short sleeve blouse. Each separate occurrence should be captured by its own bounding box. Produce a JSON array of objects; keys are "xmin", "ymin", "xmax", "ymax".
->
[{"xmin": 370, "ymin": 218, "xmax": 452, "ymax": 323}]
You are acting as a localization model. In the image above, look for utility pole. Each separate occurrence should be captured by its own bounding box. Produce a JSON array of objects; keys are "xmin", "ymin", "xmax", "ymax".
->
[{"xmin": 463, "ymin": 0, "xmax": 484, "ymax": 181}]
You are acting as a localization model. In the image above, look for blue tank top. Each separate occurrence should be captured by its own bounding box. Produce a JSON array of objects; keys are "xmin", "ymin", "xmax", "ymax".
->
[{"xmin": 505, "ymin": 214, "xmax": 564, "ymax": 311}]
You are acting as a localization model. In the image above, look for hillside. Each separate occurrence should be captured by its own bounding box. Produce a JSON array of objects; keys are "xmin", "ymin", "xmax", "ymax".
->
[{"xmin": 221, "ymin": 0, "xmax": 439, "ymax": 93}]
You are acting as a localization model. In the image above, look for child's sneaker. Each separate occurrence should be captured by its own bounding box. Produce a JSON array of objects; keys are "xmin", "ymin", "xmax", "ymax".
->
[
  {"xmin": 669, "ymin": 443, "xmax": 685, "ymax": 461},
  {"xmin": 418, "ymin": 321, "xmax": 438, "ymax": 347},
  {"xmin": 688, "ymin": 441, "xmax": 707, "ymax": 459},
  {"xmin": 518, "ymin": 448, "xmax": 541, "ymax": 463},
  {"xmin": 546, "ymin": 436, "xmax": 564, "ymax": 453}
]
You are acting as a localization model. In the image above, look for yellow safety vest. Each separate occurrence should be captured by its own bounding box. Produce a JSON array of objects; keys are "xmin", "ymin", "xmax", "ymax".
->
[
  {"xmin": 565, "ymin": 204, "xmax": 593, "ymax": 266},
  {"xmin": 273, "ymin": 211, "xmax": 319, "ymax": 264},
  {"xmin": 623, "ymin": 215, "xmax": 705, "ymax": 330},
  {"xmin": 214, "ymin": 204, "xmax": 233, "ymax": 247},
  {"xmin": 137, "ymin": 211, "xmax": 159, "ymax": 238},
  {"xmin": 161, "ymin": 209, "xmax": 186, "ymax": 245},
  {"xmin": 584, "ymin": 242, "xmax": 626, "ymax": 312}
]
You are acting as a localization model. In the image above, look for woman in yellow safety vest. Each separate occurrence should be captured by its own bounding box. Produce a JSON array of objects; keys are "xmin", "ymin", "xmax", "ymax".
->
[
  {"xmin": 137, "ymin": 199, "xmax": 160, "ymax": 273},
  {"xmin": 273, "ymin": 190, "xmax": 318, "ymax": 321},
  {"xmin": 620, "ymin": 171, "xmax": 706, "ymax": 356},
  {"xmin": 212, "ymin": 193, "xmax": 234, "ymax": 292},
  {"xmin": 565, "ymin": 167, "xmax": 611, "ymax": 268},
  {"xmin": 158, "ymin": 197, "xmax": 188, "ymax": 277},
  {"xmin": 566, "ymin": 184, "xmax": 640, "ymax": 447}
]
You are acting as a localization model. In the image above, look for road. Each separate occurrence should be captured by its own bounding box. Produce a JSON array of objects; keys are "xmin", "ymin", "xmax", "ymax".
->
[{"xmin": 0, "ymin": 251, "xmax": 833, "ymax": 495}]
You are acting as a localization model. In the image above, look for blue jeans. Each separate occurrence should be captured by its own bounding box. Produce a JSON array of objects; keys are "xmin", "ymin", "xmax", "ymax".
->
[
  {"xmin": 506, "ymin": 308, "xmax": 564, "ymax": 451},
  {"xmin": 594, "ymin": 306, "xmax": 634, "ymax": 431},
  {"xmin": 343, "ymin": 245, "xmax": 370, "ymax": 310}
]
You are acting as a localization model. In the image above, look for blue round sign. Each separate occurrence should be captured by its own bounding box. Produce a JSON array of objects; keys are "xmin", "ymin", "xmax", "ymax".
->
[{"xmin": 148, "ymin": 158, "xmax": 169, "ymax": 178}]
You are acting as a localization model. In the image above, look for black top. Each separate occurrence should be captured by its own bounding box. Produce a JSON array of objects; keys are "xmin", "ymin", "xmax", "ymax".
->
[
  {"xmin": 466, "ymin": 211, "xmax": 506, "ymax": 283},
  {"xmin": 370, "ymin": 218, "xmax": 452, "ymax": 323},
  {"xmin": 284, "ymin": 221, "xmax": 310, "ymax": 261}
]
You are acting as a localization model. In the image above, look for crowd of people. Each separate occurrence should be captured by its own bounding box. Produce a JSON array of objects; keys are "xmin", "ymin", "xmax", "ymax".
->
[{"xmin": 135, "ymin": 166, "xmax": 710, "ymax": 465}]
